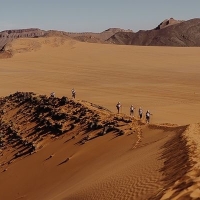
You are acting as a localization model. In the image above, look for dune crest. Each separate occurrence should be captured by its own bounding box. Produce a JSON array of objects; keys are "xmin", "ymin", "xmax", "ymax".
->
[{"xmin": 159, "ymin": 123, "xmax": 200, "ymax": 199}]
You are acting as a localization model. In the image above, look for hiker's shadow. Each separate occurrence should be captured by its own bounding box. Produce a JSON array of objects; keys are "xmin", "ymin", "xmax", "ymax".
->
[{"xmin": 57, "ymin": 158, "xmax": 70, "ymax": 166}]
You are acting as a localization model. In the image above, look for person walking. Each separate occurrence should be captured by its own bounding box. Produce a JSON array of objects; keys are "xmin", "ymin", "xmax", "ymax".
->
[
  {"xmin": 139, "ymin": 107, "xmax": 143, "ymax": 119},
  {"xmin": 50, "ymin": 92, "xmax": 55, "ymax": 98},
  {"xmin": 116, "ymin": 102, "xmax": 122, "ymax": 114},
  {"xmin": 146, "ymin": 110, "xmax": 152, "ymax": 124},
  {"xmin": 130, "ymin": 105, "xmax": 135, "ymax": 117},
  {"xmin": 71, "ymin": 88, "xmax": 76, "ymax": 99}
]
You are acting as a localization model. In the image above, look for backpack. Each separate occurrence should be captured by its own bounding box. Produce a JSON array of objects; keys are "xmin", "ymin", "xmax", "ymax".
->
[
  {"xmin": 116, "ymin": 104, "xmax": 120, "ymax": 108},
  {"xmin": 130, "ymin": 106, "xmax": 134, "ymax": 111}
]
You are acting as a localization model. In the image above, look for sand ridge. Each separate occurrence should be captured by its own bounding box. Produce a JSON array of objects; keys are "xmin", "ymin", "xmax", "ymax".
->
[{"xmin": 158, "ymin": 123, "xmax": 200, "ymax": 199}]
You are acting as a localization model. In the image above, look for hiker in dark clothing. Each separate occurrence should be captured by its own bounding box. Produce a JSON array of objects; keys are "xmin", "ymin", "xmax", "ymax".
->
[
  {"xmin": 139, "ymin": 107, "xmax": 143, "ymax": 119},
  {"xmin": 116, "ymin": 102, "xmax": 121, "ymax": 114},
  {"xmin": 72, "ymin": 88, "xmax": 76, "ymax": 99},
  {"xmin": 130, "ymin": 105, "xmax": 135, "ymax": 117},
  {"xmin": 146, "ymin": 110, "xmax": 152, "ymax": 124}
]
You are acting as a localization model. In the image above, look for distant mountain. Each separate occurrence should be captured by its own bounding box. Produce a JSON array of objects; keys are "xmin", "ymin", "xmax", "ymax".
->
[
  {"xmin": 0, "ymin": 28, "xmax": 132, "ymax": 50},
  {"xmin": 154, "ymin": 18, "xmax": 184, "ymax": 30},
  {"xmin": 1, "ymin": 18, "xmax": 200, "ymax": 51},
  {"xmin": 107, "ymin": 18, "xmax": 200, "ymax": 46},
  {"xmin": 44, "ymin": 28, "xmax": 133, "ymax": 43}
]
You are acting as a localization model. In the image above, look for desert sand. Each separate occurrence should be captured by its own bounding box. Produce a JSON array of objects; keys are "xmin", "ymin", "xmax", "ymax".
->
[
  {"xmin": 0, "ymin": 37, "xmax": 200, "ymax": 200},
  {"xmin": 1, "ymin": 37, "xmax": 200, "ymax": 125}
]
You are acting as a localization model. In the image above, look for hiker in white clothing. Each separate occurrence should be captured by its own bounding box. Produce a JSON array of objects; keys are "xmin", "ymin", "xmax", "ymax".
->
[{"xmin": 50, "ymin": 92, "xmax": 55, "ymax": 98}]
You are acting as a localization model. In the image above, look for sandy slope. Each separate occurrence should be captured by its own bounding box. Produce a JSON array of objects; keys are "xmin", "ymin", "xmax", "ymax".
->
[
  {"xmin": 0, "ymin": 125, "xmax": 174, "ymax": 200},
  {"xmin": 0, "ymin": 93, "xmax": 184, "ymax": 200},
  {"xmin": 0, "ymin": 37, "xmax": 200, "ymax": 200},
  {"xmin": 160, "ymin": 123, "xmax": 200, "ymax": 199}
]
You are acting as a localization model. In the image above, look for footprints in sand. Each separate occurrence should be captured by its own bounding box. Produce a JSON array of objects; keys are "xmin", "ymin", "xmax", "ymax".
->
[
  {"xmin": 44, "ymin": 154, "xmax": 54, "ymax": 161},
  {"xmin": 131, "ymin": 125, "xmax": 143, "ymax": 149},
  {"xmin": 58, "ymin": 157, "xmax": 70, "ymax": 166},
  {"xmin": 44, "ymin": 153, "xmax": 73, "ymax": 167},
  {"xmin": 3, "ymin": 168, "xmax": 7, "ymax": 172}
]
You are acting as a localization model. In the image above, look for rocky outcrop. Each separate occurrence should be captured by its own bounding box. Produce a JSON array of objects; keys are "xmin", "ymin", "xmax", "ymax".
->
[
  {"xmin": 0, "ymin": 28, "xmax": 45, "ymax": 50},
  {"xmin": 44, "ymin": 28, "xmax": 133, "ymax": 43},
  {"xmin": 0, "ymin": 92, "xmax": 137, "ymax": 163},
  {"xmin": 154, "ymin": 18, "xmax": 184, "ymax": 30}
]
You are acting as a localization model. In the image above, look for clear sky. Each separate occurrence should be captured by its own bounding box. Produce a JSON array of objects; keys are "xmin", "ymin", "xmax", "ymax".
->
[{"xmin": 0, "ymin": 0, "xmax": 199, "ymax": 32}]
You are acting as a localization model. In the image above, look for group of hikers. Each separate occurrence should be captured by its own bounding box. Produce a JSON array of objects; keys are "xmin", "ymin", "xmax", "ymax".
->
[
  {"xmin": 116, "ymin": 102, "xmax": 152, "ymax": 124},
  {"xmin": 50, "ymin": 90, "xmax": 152, "ymax": 124}
]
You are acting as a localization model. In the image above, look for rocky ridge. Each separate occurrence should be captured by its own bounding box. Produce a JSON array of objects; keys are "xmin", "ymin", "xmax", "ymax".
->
[{"xmin": 0, "ymin": 92, "xmax": 139, "ymax": 167}]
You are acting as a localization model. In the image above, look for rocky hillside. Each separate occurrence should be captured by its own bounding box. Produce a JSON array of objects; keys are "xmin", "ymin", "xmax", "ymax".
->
[
  {"xmin": 0, "ymin": 92, "xmax": 137, "ymax": 165},
  {"xmin": 45, "ymin": 28, "xmax": 133, "ymax": 43},
  {"xmin": 154, "ymin": 18, "xmax": 184, "ymax": 30},
  {"xmin": 107, "ymin": 18, "xmax": 200, "ymax": 46}
]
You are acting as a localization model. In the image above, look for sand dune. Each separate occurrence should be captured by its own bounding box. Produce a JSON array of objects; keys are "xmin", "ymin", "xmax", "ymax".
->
[
  {"xmin": 0, "ymin": 92, "xmax": 194, "ymax": 200},
  {"xmin": 0, "ymin": 37, "xmax": 200, "ymax": 199},
  {"xmin": 159, "ymin": 123, "xmax": 200, "ymax": 199}
]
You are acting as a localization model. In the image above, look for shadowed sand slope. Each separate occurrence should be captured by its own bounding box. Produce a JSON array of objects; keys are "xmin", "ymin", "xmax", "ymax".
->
[
  {"xmin": 0, "ymin": 92, "xmax": 195, "ymax": 200},
  {"xmin": 158, "ymin": 123, "xmax": 200, "ymax": 199},
  {"xmin": 1, "ymin": 37, "xmax": 200, "ymax": 125}
]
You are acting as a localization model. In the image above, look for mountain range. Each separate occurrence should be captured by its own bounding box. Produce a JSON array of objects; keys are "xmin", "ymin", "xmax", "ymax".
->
[{"xmin": 0, "ymin": 18, "xmax": 200, "ymax": 51}]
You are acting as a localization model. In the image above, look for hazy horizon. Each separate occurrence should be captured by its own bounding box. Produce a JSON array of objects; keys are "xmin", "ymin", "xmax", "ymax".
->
[{"xmin": 1, "ymin": 0, "xmax": 200, "ymax": 32}]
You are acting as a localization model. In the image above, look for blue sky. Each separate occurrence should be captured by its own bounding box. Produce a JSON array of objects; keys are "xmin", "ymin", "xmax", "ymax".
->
[{"xmin": 0, "ymin": 0, "xmax": 199, "ymax": 32}]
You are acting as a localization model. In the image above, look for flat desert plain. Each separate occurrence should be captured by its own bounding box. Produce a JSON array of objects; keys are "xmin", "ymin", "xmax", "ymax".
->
[{"xmin": 0, "ymin": 37, "xmax": 200, "ymax": 200}]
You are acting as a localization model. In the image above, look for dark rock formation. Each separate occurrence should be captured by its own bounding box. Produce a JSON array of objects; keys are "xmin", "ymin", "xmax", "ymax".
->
[
  {"xmin": 154, "ymin": 18, "xmax": 184, "ymax": 30},
  {"xmin": 0, "ymin": 28, "xmax": 45, "ymax": 50}
]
